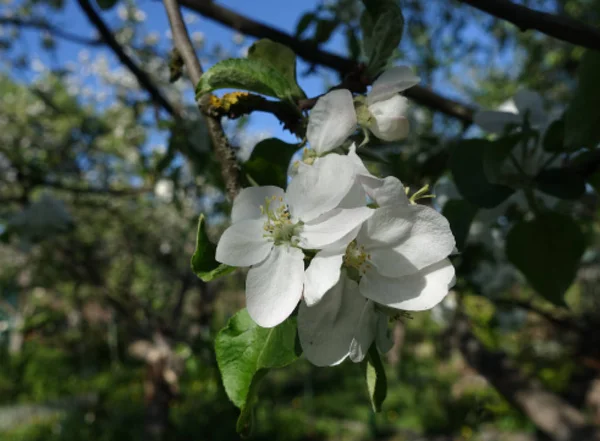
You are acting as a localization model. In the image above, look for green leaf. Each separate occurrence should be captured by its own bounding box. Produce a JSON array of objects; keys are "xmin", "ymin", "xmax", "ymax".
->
[
  {"xmin": 295, "ymin": 12, "xmax": 316, "ymax": 37},
  {"xmin": 191, "ymin": 214, "xmax": 235, "ymax": 282},
  {"xmin": 442, "ymin": 199, "xmax": 478, "ymax": 251},
  {"xmin": 215, "ymin": 309, "xmax": 300, "ymax": 434},
  {"xmin": 361, "ymin": 0, "xmax": 404, "ymax": 76},
  {"xmin": 482, "ymin": 134, "xmax": 522, "ymax": 184},
  {"xmin": 363, "ymin": 345, "xmax": 387, "ymax": 412},
  {"xmin": 243, "ymin": 138, "xmax": 299, "ymax": 188},
  {"xmin": 506, "ymin": 213, "xmax": 585, "ymax": 305},
  {"xmin": 450, "ymin": 140, "xmax": 515, "ymax": 208},
  {"xmin": 534, "ymin": 168, "xmax": 585, "ymax": 200},
  {"xmin": 565, "ymin": 50, "xmax": 600, "ymax": 149},
  {"xmin": 195, "ymin": 58, "xmax": 297, "ymax": 101},
  {"xmin": 543, "ymin": 119, "xmax": 567, "ymax": 152},
  {"xmin": 247, "ymin": 39, "xmax": 305, "ymax": 100},
  {"xmin": 314, "ymin": 19, "xmax": 338, "ymax": 45},
  {"xmin": 96, "ymin": 0, "xmax": 118, "ymax": 9}
]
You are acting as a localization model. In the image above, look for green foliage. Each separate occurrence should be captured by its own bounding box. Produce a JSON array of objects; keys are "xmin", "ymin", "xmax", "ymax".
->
[
  {"xmin": 191, "ymin": 215, "xmax": 235, "ymax": 282},
  {"xmin": 360, "ymin": 0, "xmax": 404, "ymax": 76},
  {"xmin": 450, "ymin": 140, "xmax": 514, "ymax": 208},
  {"xmin": 247, "ymin": 39, "xmax": 306, "ymax": 100},
  {"xmin": 363, "ymin": 345, "xmax": 387, "ymax": 413},
  {"xmin": 215, "ymin": 309, "xmax": 300, "ymax": 435},
  {"xmin": 565, "ymin": 50, "xmax": 600, "ymax": 149},
  {"xmin": 196, "ymin": 39, "xmax": 305, "ymax": 101},
  {"xmin": 441, "ymin": 199, "xmax": 477, "ymax": 251},
  {"xmin": 542, "ymin": 119, "xmax": 566, "ymax": 153},
  {"xmin": 243, "ymin": 138, "xmax": 299, "ymax": 188},
  {"xmin": 534, "ymin": 168, "xmax": 585, "ymax": 200},
  {"xmin": 506, "ymin": 212, "xmax": 585, "ymax": 305}
]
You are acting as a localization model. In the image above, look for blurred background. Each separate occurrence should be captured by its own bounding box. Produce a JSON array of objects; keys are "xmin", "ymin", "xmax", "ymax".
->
[{"xmin": 1, "ymin": 0, "xmax": 600, "ymax": 440}]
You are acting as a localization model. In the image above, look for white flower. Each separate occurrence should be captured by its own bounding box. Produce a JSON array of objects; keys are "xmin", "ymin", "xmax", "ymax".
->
[
  {"xmin": 298, "ymin": 271, "xmax": 392, "ymax": 366},
  {"xmin": 364, "ymin": 66, "xmax": 420, "ymax": 141},
  {"xmin": 215, "ymin": 155, "xmax": 374, "ymax": 328},
  {"xmin": 306, "ymin": 89, "xmax": 357, "ymax": 155},
  {"xmin": 474, "ymin": 89, "xmax": 547, "ymax": 135},
  {"xmin": 298, "ymin": 182, "xmax": 456, "ymax": 365}
]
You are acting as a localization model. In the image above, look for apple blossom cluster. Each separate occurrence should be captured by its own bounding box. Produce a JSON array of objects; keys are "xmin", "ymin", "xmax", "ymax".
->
[{"xmin": 215, "ymin": 66, "xmax": 456, "ymax": 366}]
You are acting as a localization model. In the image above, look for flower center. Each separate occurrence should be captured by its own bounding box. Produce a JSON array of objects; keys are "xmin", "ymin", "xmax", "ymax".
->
[
  {"xmin": 342, "ymin": 240, "xmax": 372, "ymax": 282},
  {"xmin": 261, "ymin": 196, "xmax": 302, "ymax": 246}
]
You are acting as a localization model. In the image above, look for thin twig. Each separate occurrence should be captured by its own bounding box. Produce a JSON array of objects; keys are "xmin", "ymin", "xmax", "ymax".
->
[
  {"xmin": 0, "ymin": 17, "xmax": 103, "ymax": 46},
  {"xmin": 457, "ymin": 0, "xmax": 600, "ymax": 52},
  {"xmin": 76, "ymin": 0, "xmax": 178, "ymax": 117},
  {"xmin": 162, "ymin": 0, "xmax": 240, "ymax": 200}
]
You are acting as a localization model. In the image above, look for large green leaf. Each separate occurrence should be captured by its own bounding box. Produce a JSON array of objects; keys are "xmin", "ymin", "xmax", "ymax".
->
[
  {"xmin": 361, "ymin": 0, "xmax": 404, "ymax": 76},
  {"xmin": 195, "ymin": 59, "xmax": 297, "ymax": 101},
  {"xmin": 482, "ymin": 134, "xmax": 523, "ymax": 185},
  {"xmin": 542, "ymin": 119, "xmax": 567, "ymax": 153},
  {"xmin": 442, "ymin": 199, "xmax": 478, "ymax": 251},
  {"xmin": 191, "ymin": 215, "xmax": 235, "ymax": 282},
  {"xmin": 534, "ymin": 168, "xmax": 585, "ymax": 200},
  {"xmin": 215, "ymin": 309, "xmax": 300, "ymax": 434},
  {"xmin": 565, "ymin": 51, "xmax": 600, "ymax": 149},
  {"xmin": 247, "ymin": 39, "xmax": 306, "ymax": 100},
  {"xmin": 450, "ymin": 140, "xmax": 515, "ymax": 208},
  {"xmin": 506, "ymin": 213, "xmax": 585, "ymax": 305},
  {"xmin": 363, "ymin": 344, "xmax": 387, "ymax": 412},
  {"xmin": 243, "ymin": 138, "xmax": 299, "ymax": 188}
]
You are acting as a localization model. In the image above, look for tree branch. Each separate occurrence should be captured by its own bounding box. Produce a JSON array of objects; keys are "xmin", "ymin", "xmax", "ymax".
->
[
  {"xmin": 454, "ymin": 313, "xmax": 600, "ymax": 441},
  {"xmin": 76, "ymin": 0, "xmax": 178, "ymax": 117},
  {"xmin": 178, "ymin": 0, "xmax": 475, "ymax": 124},
  {"xmin": 163, "ymin": 0, "xmax": 240, "ymax": 200},
  {"xmin": 0, "ymin": 17, "xmax": 103, "ymax": 46},
  {"xmin": 457, "ymin": 0, "xmax": 600, "ymax": 52}
]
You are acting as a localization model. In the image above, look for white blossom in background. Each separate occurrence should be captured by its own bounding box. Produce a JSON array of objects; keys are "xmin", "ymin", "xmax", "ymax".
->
[
  {"xmin": 155, "ymin": 179, "xmax": 175, "ymax": 203},
  {"xmin": 474, "ymin": 89, "xmax": 547, "ymax": 135},
  {"xmin": 216, "ymin": 156, "xmax": 373, "ymax": 328},
  {"xmin": 362, "ymin": 66, "xmax": 420, "ymax": 141}
]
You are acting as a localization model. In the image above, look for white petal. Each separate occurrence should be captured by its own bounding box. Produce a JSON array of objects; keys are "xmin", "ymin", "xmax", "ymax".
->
[
  {"xmin": 349, "ymin": 300, "xmax": 378, "ymax": 362},
  {"xmin": 246, "ymin": 245, "xmax": 305, "ymax": 328},
  {"xmin": 337, "ymin": 179, "xmax": 368, "ymax": 209},
  {"xmin": 215, "ymin": 219, "xmax": 273, "ymax": 267},
  {"xmin": 368, "ymin": 95, "xmax": 410, "ymax": 141},
  {"xmin": 367, "ymin": 66, "xmax": 420, "ymax": 105},
  {"xmin": 347, "ymin": 143, "xmax": 372, "ymax": 176},
  {"xmin": 285, "ymin": 154, "xmax": 356, "ymax": 222},
  {"xmin": 357, "ymin": 205, "xmax": 413, "ymax": 248},
  {"xmin": 367, "ymin": 205, "xmax": 455, "ymax": 277},
  {"xmin": 360, "ymin": 258, "xmax": 456, "ymax": 311},
  {"xmin": 231, "ymin": 186, "xmax": 284, "ymax": 224},
  {"xmin": 307, "ymin": 89, "xmax": 357, "ymax": 155},
  {"xmin": 304, "ymin": 249, "xmax": 344, "ymax": 306},
  {"xmin": 360, "ymin": 175, "xmax": 409, "ymax": 207},
  {"xmin": 298, "ymin": 274, "xmax": 367, "ymax": 366},
  {"xmin": 514, "ymin": 89, "xmax": 545, "ymax": 127},
  {"xmin": 300, "ymin": 207, "xmax": 374, "ymax": 249},
  {"xmin": 473, "ymin": 110, "xmax": 522, "ymax": 134}
]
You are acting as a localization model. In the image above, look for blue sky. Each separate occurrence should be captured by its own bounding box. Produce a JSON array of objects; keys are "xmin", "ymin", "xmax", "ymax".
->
[{"xmin": 1, "ymin": 0, "xmax": 351, "ymax": 147}]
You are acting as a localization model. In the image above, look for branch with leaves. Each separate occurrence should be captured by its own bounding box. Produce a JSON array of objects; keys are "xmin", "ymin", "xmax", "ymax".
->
[
  {"xmin": 162, "ymin": 0, "xmax": 240, "ymax": 200},
  {"xmin": 179, "ymin": 0, "xmax": 476, "ymax": 124}
]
